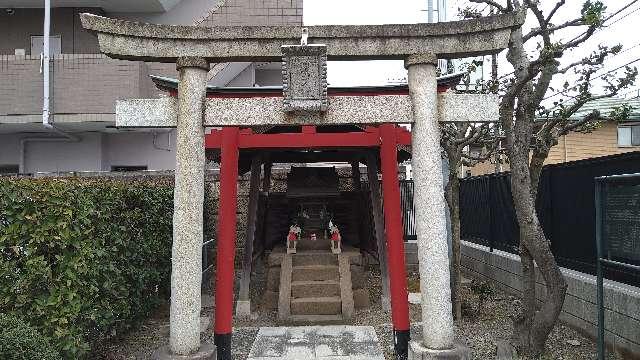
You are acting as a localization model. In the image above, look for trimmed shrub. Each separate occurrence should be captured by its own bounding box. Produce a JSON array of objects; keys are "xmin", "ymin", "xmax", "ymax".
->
[
  {"xmin": 0, "ymin": 314, "xmax": 60, "ymax": 360},
  {"xmin": 0, "ymin": 178, "xmax": 173, "ymax": 358}
]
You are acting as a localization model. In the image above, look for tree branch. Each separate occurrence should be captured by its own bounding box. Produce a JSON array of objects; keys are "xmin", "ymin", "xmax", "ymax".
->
[
  {"xmin": 524, "ymin": 18, "xmax": 584, "ymax": 42},
  {"xmin": 545, "ymin": 0, "xmax": 565, "ymax": 24},
  {"xmin": 469, "ymin": 0, "xmax": 506, "ymax": 13}
]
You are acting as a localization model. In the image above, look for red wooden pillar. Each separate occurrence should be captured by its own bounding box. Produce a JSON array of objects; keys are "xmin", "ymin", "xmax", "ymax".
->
[
  {"xmin": 214, "ymin": 126, "xmax": 240, "ymax": 360},
  {"xmin": 379, "ymin": 123, "xmax": 410, "ymax": 360}
]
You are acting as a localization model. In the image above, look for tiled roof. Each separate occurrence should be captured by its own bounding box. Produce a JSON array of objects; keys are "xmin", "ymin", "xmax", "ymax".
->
[{"xmin": 563, "ymin": 96, "xmax": 640, "ymax": 121}]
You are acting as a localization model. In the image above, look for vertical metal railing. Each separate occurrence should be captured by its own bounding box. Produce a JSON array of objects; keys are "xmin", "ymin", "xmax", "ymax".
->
[
  {"xmin": 364, "ymin": 179, "xmax": 417, "ymax": 242},
  {"xmin": 399, "ymin": 180, "xmax": 416, "ymax": 242},
  {"xmin": 202, "ymin": 239, "xmax": 215, "ymax": 280}
]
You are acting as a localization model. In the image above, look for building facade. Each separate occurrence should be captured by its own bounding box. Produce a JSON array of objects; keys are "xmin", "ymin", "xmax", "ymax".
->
[
  {"xmin": 466, "ymin": 97, "xmax": 640, "ymax": 177},
  {"xmin": 0, "ymin": 0, "xmax": 302, "ymax": 175}
]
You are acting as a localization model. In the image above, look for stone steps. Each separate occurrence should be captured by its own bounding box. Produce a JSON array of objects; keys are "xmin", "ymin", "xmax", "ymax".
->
[
  {"xmin": 291, "ymin": 279, "xmax": 340, "ymax": 298},
  {"xmin": 291, "ymin": 264, "xmax": 339, "ymax": 282},
  {"xmin": 292, "ymin": 252, "xmax": 338, "ymax": 266},
  {"xmin": 275, "ymin": 249, "xmax": 362, "ymax": 324},
  {"xmin": 296, "ymin": 237, "xmax": 332, "ymax": 251},
  {"xmin": 288, "ymin": 314, "xmax": 344, "ymax": 325},
  {"xmin": 291, "ymin": 296, "xmax": 342, "ymax": 315}
]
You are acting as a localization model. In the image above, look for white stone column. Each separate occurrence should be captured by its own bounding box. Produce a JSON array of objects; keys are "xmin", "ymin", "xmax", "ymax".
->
[
  {"xmin": 170, "ymin": 57, "xmax": 210, "ymax": 355},
  {"xmin": 405, "ymin": 54, "xmax": 456, "ymax": 353}
]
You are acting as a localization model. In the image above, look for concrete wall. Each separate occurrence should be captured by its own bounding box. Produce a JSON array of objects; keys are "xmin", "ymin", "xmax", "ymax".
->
[
  {"xmin": 24, "ymin": 132, "xmax": 103, "ymax": 173},
  {"xmin": 0, "ymin": 134, "xmax": 21, "ymax": 167},
  {"xmin": 0, "ymin": 132, "xmax": 179, "ymax": 174},
  {"xmin": 461, "ymin": 240, "xmax": 640, "ymax": 358},
  {"xmin": 103, "ymin": 131, "xmax": 177, "ymax": 171}
]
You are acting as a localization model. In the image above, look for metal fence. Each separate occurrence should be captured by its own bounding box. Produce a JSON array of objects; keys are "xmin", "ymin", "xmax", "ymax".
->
[
  {"xmin": 460, "ymin": 151, "xmax": 640, "ymax": 287},
  {"xmin": 399, "ymin": 180, "xmax": 417, "ymax": 241},
  {"xmin": 202, "ymin": 239, "xmax": 215, "ymax": 280}
]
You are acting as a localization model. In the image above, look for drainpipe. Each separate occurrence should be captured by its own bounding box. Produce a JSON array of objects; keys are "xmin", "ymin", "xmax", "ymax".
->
[
  {"xmin": 42, "ymin": 0, "xmax": 50, "ymax": 127},
  {"xmin": 21, "ymin": 0, "xmax": 79, "ymax": 174},
  {"xmin": 40, "ymin": 0, "xmax": 76, "ymax": 140}
]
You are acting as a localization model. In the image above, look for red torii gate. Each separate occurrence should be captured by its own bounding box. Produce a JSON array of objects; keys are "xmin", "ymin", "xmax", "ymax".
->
[{"xmin": 205, "ymin": 123, "xmax": 413, "ymax": 345}]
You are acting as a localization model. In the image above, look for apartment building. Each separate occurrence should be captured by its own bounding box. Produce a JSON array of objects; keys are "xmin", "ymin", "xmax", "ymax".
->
[{"xmin": 0, "ymin": 0, "xmax": 303, "ymax": 174}]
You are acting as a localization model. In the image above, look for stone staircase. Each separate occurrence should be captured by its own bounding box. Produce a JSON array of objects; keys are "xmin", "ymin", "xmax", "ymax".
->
[{"xmin": 278, "ymin": 250, "xmax": 354, "ymax": 324}]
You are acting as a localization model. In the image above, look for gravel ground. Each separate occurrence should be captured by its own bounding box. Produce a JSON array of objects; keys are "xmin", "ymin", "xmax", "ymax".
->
[{"xmin": 95, "ymin": 263, "xmax": 625, "ymax": 360}]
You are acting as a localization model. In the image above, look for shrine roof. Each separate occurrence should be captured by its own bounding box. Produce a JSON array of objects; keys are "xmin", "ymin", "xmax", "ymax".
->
[{"xmin": 150, "ymin": 72, "xmax": 464, "ymax": 97}]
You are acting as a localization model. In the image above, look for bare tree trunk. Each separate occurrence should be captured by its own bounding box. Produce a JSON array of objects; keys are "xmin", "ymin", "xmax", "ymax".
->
[
  {"xmin": 445, "ymin": 151, "xmax": 462, "ymax": 322},
  {"xmin": 512, "ymin": 245, "xmax": 537, "ymax": 347},
  {"xmin": 508, "ymin": 112, "xmax": 567, "ymax": 356},
  {"xmin": 529, "ymin": 150, "xmax": 547, "ymax": 198}
]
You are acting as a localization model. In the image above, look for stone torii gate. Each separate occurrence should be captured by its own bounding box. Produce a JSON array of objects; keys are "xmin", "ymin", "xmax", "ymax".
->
[{"xmin": 81, "ymin": 12, "xmax": 522, "ymax": 360}]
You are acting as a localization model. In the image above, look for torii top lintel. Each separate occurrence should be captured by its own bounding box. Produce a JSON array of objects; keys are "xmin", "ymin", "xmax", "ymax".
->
[{"xmin": 80, "ymin": 12, "xmax": 524, "ymax": 63}]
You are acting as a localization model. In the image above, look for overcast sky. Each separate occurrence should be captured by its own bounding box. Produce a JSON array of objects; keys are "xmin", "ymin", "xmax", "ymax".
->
[{"xmin": 303, "ymin": 0, "xmax": 639, "ymax": 101}]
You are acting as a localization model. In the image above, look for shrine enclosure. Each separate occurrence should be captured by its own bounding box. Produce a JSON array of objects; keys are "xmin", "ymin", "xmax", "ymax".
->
[{"xmin": 81, "ymin": 11, "xmax": 523, "ymax": 360}]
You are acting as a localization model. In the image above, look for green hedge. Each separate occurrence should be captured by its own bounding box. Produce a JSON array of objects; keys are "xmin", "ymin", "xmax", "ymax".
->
[
  {"xmin": 0, "ymin": 314, "xmax": 60, "ymax": 360},
  {"xmin": 0, "ymin": 178, "xmax": 173, "ymax": 358}
]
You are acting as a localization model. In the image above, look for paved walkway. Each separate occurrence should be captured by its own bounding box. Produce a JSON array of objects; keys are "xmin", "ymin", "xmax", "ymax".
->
[{"xmin": 247, "ymin": 325, "xmax": 385, "ymax": 360}]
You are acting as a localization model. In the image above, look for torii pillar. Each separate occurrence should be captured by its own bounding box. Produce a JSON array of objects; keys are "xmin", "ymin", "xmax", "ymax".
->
[
  {"xmin": 405, "ymin": 54, "xmax": 468, "ymax": 359},
  {"xmin": 167, "ymin": 57, "xmax": 216, "ymax": 358}
]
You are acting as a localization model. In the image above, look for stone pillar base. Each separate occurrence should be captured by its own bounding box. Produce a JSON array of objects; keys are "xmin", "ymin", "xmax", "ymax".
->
[
  {"xmin": 235, "ymin": 300, "xmax": 251, "ymax": 318},
  {"xmin": 408, "ymin": 341, "xmax": 470, "ymax": 360},
  {"xmin": 153, "ymin": 343, "xmax": 217, "ymax": 360}
]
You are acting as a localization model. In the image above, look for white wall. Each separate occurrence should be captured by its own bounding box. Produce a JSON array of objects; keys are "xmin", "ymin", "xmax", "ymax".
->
[
  {"xmin": 24, "ymin": 133, "xmax": 103, "ymax": 173},
  {"xmin": 0, "ymin": 134, "xmax": 20, "ymax": 166},
  {"xmin": 2, "ymin": 131, "xmax": 177, "ymax": 174},
  {"xmin": 102, "ymin": 131, "xmax": 176, "ymax": 171}
]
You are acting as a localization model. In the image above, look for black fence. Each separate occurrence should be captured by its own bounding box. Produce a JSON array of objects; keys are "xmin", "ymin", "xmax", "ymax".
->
[
  {"xmin": 460, "ymin": 151, "xmax": 640, "ymax": 287},
  {"xmin": 400, "ymin": 180, "xmax": 417, "ymax": 241},
  {"xmin": 362, "ymin": 179, "xmax": 417, "ymax": 242}
]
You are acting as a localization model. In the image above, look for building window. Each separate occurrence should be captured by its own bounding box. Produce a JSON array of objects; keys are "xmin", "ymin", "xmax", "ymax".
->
[
  {"xmin": 111, "ymin": 166, "xmax": 147, "ymax": 172},
  {"xmin": 617, "ymin": 125, "xmax": 640, "ymax": 146},
  {"xmin": 0, "ymin": 165, "xmax": 19, "ymax": 175}
]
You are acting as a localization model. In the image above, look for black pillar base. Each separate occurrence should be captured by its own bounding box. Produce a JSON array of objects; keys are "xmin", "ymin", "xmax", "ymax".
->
[
  {"xmin": 214, "ymin": 333, "xmax": 232, "ymax": 360},
  {"xmin": 394, "ymin": 329, "xmax": 410, "ymax": 360}
]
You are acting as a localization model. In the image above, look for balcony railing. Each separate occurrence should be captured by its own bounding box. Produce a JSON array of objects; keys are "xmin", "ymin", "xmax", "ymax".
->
[{"xmin": 0, "ymin": 54, "xmax": 173, "ymax": 119}]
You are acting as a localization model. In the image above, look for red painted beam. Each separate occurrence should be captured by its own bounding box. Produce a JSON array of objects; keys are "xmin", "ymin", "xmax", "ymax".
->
[
  {"xmin": 395, "ymin": 126, "xmax": 412, "ymax": 146},
  {"xmin": 205, "ymin": 129, "xmax": 385, "ymax": 149},
  {"xmin": 214, "ymin": 127, "xmax": 240, "ymax": 357},
  {"xmin": 379, "ymin": 123, "xmax": 410, "ymax": 356},
  {"xmin": 301, "ymin": 125, "xmax": 316, "ymax": 134}
]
